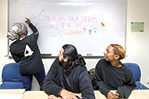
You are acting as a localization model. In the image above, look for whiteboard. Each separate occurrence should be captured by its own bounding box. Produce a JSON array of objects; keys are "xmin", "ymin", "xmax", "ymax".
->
[{"xmin": 8, "ymin": 0, "xmax": 126, "ymax": 56}]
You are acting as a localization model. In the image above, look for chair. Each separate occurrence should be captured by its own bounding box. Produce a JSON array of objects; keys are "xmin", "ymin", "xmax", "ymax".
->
[
  {"xmin": 124, "ymin": 63, "xmax": 148, "ymax": 89},
  {"xmin": 0, "ymin": 63, "xmax": 23, "ymax": 89}
]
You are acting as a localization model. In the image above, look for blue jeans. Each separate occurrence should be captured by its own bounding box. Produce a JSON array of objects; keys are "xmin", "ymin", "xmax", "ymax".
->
[{"xmin": 22, "ymin": 67, "xmax": 45, "ymax": 91}]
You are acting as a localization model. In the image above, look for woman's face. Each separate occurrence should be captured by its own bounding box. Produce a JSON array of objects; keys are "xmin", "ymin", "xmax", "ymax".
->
[{"xmin": 104, "ymin": 45, "xmax": 116, "ymax": 61}]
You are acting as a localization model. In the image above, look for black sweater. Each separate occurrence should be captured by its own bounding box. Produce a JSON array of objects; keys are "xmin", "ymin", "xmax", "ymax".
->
[
  {"xmin": 42, "ymin": 58, "xmax": 95, "ymax": 99},
  {"xmin": 10, "ymin": 23, "xmax": 43, "ymax": 75},
  {"xmin": 95, "ymin": 59, "xmax": 136, "ymax": 98}
]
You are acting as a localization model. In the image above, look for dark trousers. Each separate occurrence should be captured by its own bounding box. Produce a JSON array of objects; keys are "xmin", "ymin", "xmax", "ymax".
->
[{"xmin": 22, "ymin": 67, "xmax": 45, "ymax": 91}]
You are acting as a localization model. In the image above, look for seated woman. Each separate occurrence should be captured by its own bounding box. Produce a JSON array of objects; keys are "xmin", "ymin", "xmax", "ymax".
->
[{"xmin": 95, "ymin": 44, "xmax": 136, "ymax": 99}]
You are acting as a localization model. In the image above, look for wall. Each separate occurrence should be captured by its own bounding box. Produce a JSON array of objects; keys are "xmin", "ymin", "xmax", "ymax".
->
[
  {"xmin": 125, "ymin": 0, "xmax": 149, "ymax": 87},
  {"xmin": 0, "ymin": 0, "xmax": 14, "ymax": 83},
  {"xmin": 0, "ymin": 0, "xmax": 149, "ymax": 90}
]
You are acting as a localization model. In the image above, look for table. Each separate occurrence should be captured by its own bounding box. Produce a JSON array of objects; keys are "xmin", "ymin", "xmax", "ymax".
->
[
  {"xmin": 94, "ymin": 90, "xmax": 149, "ymax": 99},
  {"xmin": 22, "ymin": 91, "xmax": 48, "ymax": 99},
  {"xmin": 22, "ymin": 90, "xmax": 149, "ymax": 99},
  {"xmin": 0, "ymin": 89, "xmax": 25, "ymax": 99},
  {"xmin": 0, "ymin": 89, "xmax": 25, "ymax": 94},
  {"xmin": 0, "ymin": 89, "xmax": 149, "ymax": 99}
]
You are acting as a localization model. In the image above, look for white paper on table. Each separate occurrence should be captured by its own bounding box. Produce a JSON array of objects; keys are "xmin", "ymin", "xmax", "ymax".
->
[{"xmin": 0, "ymin": 94, "xmax": 23, "ymax": 99}]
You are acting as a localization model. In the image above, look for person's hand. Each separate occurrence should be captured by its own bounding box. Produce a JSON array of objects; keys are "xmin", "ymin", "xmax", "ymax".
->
[
  {"xmin": 25, "ymin": 18, "xmax": 31, "ymax": 24},
  {"xmin": 115, "ymin": 91, "xmax": 120, "ymax": 98},
  {"xmin": 60, "ymin": 89, "xmax": 82, "ymax": 99},
  {"xmin": 107, "ymin": 91, "xmax": 119, "ymax": 99},
  {"xmin": 48, "ymin": 95, "xmax": 62, "ymax": 99}
]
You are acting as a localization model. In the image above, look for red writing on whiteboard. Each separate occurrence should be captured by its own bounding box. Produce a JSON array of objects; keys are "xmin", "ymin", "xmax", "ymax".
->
[
  {"xmin": 39, "ymin": 10, "xmax": 56, "ymax": 22},
  {"xmin": 38, "ymin": 10, "xmax": 106, "ymax": 36},
  {"xmin": 63, "ymin": 28, "xmax": 86, "ymax": 35}
]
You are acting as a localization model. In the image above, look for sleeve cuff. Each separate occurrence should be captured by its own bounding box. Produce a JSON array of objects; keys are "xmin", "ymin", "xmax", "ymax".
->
[{"xmin": 58, "ymin": 88, "xmax": 64, "ymax": 96}]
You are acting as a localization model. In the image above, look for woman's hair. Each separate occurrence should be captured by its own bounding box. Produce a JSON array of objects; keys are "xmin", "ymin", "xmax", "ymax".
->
[
  {"xmin": 110, "ymin": 44, "xmax": 126, "ymax": 60},
  {"xmin": 62, "ymin": 44, "xmax": 86, "ymax": 68},
  {"xmin": 7, "ymin": 23, "xmax": 27, "ymax": 41}
]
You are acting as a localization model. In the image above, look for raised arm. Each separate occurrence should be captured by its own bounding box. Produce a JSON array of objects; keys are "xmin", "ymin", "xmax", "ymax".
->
[{"xmin": 25, "ymin": 18, "xmax": 38, "ymax": 34}]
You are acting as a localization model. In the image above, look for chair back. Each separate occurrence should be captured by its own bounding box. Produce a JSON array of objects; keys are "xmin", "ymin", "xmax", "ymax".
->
[
  {"xmin": 123, "ymin": 63, "xmax": 141, "ymax": 81},
  {"xmin": 0, "ymin": 63, "xmax": 23, "ymax": 89},
  {"xmin": 88, "ymin": 68, "xmax": 98, "ymax": 90},
  {"xmin": 124, "ymin": 63, "xmax": 148, "ymax": 89}
]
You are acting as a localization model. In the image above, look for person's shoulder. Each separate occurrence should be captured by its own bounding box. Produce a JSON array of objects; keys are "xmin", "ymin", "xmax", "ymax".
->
[
  {"xmin": 96, "ymin": 58, "xmax": 106, "ymax": 65},
  {"xmin": 122, "ymin": 64, "xmax": 131, "ymax": 70},
  {"xmin": 99, "ymin": 58, "xmax": 106, "ymax": 62},
  {"xmin": 122, "ymin": 64, "xmax": 133, "ymax": 75},
  {"xmin": 95, "ymin": 59, "xmax": 108, "ymax": 70},
  {"xmin": 55, "ymin": 57, "xmax": 59, "ymax": 60},
  {"xmin": 75, "ymin": 65, "xmax": 87, "ymax": 73},
  {"xmin": 53, "ymin": 57, "xmax": 59, "ymax": 64},
  {"xmin": 10, "ymin": 41, "xmax": 17, "ymax": 48},
  {"xmin": 78, "ymin": 65, "xmax": 87, "ymax": 69},
  {"xmin": 50, "ymin": 57, "xmax": 61, "ymax": 70}
]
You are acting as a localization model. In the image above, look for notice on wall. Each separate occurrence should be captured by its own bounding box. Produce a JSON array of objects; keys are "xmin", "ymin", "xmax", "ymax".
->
[{"xmin": 131, "ymin": 22, "xmax": 144, "ymax": 32}]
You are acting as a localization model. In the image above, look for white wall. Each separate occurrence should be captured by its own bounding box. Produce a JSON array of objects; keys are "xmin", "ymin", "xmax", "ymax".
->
[
  {"xmin": 0, "ymin": 0, "xmax": 149, "ymax": 90},
  {"xmin": 0, "ymin": 0, "xmax": 15, "ymax": 83},
  {"xmin": 125, "ymin": 0, "xmax": 149, "ymax": 87}
]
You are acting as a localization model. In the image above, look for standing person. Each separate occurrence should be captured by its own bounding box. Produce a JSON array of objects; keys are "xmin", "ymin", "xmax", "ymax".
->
[
  {"xmin": 42, "ymin": 44, "xmax": 95, "ymax": 99},
  {"xmin": 95, "ymin": 44, "xmax": 136, "ymax": 99},
  {"xmin": 7, "ymin": 18, "xmax": 45, "ymax": 91}
]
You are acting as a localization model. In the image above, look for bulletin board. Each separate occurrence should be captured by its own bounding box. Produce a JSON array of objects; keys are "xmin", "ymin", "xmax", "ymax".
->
[{"xmin": 8, "ymin": 0, "xmax": 126, "ymax": 57}]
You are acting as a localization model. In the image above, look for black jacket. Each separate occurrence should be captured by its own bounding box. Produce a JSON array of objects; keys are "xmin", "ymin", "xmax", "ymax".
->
[
  {"xmin": 10, "ymin": 23, "xmax": 43, "ymax": 75},
  {"xmin": 43, "ymin": 58, "xmax": 95, "ymax": 99}
]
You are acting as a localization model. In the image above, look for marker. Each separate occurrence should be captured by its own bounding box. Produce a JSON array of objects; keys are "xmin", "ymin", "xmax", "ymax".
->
[
  {"xmin": 87, "ymin": 53, "xmax": 92, "ymax": 56},
  {"xmin": 25, "ymin": 18, "xmax": 27, "ymax": 21}
]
